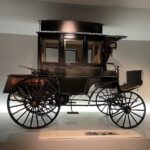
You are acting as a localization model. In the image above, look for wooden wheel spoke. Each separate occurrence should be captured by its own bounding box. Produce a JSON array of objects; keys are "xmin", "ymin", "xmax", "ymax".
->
[
  {"xmin": 128, "ymin": 114, "xmax": 131, "ymax": 127},
  {"xmin": 9, "ymin": 99, "xmax": 24, "ymax": 103},
  {"xmin": 111, "ymin": 104, "xmax": 121, "ymax": 110},
  {"xmin": 12, "ymin": 107, "xmax": 26, "ymax": 115},
  {"xmin": 97, "ymin": 97, "xmax": 106, "ymax": 101},
  {"xmin": 129, "ymin": 113, "xmax": 138, "ymax": 124},
  {"xmin": 17, "ymin": 110, "xmax": 28, "ymax": 121},
  {"xmin": 101, "ymin": 91, "xmax": 107, "ymax": 99},
  {"xmin": 30, "ymin": 108, "xmax": 34, "ymax": 127},
  {"xmin": 10, "ymin": 104, "xmax": 25, "ymax": 108},
  {"xmin": 98, "ymin": 95, "xmax": 107, "ymax": 100},
  {"xmin": 50, "ymin": 109, "xmax": 57, "ymax": 114},
  {"xmin": 40, "ymin": 104, "xmax": 57, "ymax": 115},
  {"xmin": 116, "ymin": 113, "xmax": 125, "ymax": 123},
  {"xmin": 132, "ymin": 109, "xmax": 144, "ymax": 111},
  {"xmin": 112, "ymin": 110, "xmax": 124, "ymax": 117},
  {"xmin": 129, "ymin": 96, "xmax": 138, "ymax": 107},
  {"xmin": 40, "ymin": 108, "xmax": 52, "ymax": 120},
  {"xmin": 131, "ymin": 111, "xmax": 143, "ymax": 119},
  {"xmin": 23, "ymin": 111, "xmax": 31, "ymax": 125},
  {"xmin": 131, "ymin": 103, "xmax": 143, "ymax": 108},
  {"xmin": 107, "ymin": 107, "xmax": 109, "ymax": 114},
  {"xmin": 49, "ymin": 105, "xmax": 57, "ymax": 113},
  {"xmin": 37, "ymin": 107, "xmax": 46, "ymax": 124},
  {"xmin": 101, "ymin": 104, "xmax": 107, "ymax": 111},
  {"xmin": 123, "ymin": 114, "xmax": 127, "ymax": 127},
  {"xmin": 35, "ymin": 110, "xmax": 39, "ymax": 127},
  {"xmin": 44, "ymin": 106, "xmax": 52, "ymax": 113}
]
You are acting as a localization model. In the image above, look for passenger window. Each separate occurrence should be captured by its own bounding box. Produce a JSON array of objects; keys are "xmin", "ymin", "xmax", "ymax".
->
[
  {"xmin": 43, "ymin": 39, "xmax": 59, "ymax": 63},
  {"xmin": 65, "ymin": 39, "xmax": 82, "ymax": 64},
  {"xmin": 66, "ymin": 49, "xmax": 77, "ymax": 63},
  {"xmin": 88, "ymin": 41, "xmax": 102, "ymax": 64}
]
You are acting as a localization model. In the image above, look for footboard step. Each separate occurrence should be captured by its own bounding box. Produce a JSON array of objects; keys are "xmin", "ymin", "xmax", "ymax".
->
[{"xmin": 67, "ymin": 112, "xmax": 79, "ymax": 114}]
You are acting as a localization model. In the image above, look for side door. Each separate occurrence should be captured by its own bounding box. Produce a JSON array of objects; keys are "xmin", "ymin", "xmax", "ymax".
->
[{"xmin": 60, "ymin": 35, "xmax": 87, "ymax": 94}]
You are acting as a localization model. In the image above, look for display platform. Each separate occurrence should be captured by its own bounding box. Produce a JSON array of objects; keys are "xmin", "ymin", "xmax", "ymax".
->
[
  {"xmin": 0, "ymin": 108, "xmax": 150, "ymax": 150},
  {"xmin": 38, "ymin": 130, "xmax": 141, "ymax": 140}
]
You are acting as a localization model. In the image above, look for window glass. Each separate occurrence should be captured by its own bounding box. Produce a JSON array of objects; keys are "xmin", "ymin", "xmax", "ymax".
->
[
  {"xmin": 65, "ymin": 39, "xmax": 82, "ymax": 64},
  {"xmin": 88, "ymin": 49, "xmax": 92, "ymax": 63},
  {"xmin": 66, "ymin": 49, "xmax": 77, "ymax": 63},
  {"xmin": 43, "ymin": 39, "xmax": 59, "ymax": 63},
  {"xmin": 88, "ymin": 41, "xmax": 101, "ymax": 64}
]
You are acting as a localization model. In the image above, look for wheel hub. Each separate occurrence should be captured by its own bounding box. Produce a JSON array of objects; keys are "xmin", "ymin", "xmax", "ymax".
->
[
  {"xmin": 106, "ymin": 98, "xmax": 113, "ymax": 103},
  {"xmin": 124, "ymin": 106, "xmax": 131, "ymax": 114},
  {"xmin": 31, "ymin": 101, "xmax": 39, "ymax": 107}
]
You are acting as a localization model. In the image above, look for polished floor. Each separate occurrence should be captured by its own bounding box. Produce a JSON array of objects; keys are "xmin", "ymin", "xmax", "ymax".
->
[{"xmin": 0, "ymin": 105, "xmax": 150, "ymax": 150}]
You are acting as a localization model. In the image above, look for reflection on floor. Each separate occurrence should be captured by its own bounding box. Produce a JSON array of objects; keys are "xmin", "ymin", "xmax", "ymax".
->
[
  {"xmin": 0, "ymin": 107, "xmax": 150, "ymax": 139},
  {"xmin": 0, "ymin": 106, "xmax": 150, "ymax": 150}
]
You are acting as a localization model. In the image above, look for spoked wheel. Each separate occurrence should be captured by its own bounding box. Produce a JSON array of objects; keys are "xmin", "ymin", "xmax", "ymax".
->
[
  {"xmin": 109, "ymin": 92, "xmax": 146, "ymax": 129},
  {"xmin": 7, "ymin": 76, "xmax": 61, "ymax": 129},
  {"xmin": 96, "ymin": 88, "xmax": 117, "ymax": 115}
]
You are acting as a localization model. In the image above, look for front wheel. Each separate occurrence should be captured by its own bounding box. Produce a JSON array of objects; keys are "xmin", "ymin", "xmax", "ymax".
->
[
  {"xmin": 7, "ymin": 76, "xmax": 61, "ymax": 129},
  {"xmin": 109, "ymin": 92, "xmax": 146, "ymax": 129}
]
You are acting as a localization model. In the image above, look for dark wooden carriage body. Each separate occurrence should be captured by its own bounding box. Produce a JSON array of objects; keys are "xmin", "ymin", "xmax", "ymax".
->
[
  {"xmin": 4, "ymin": 20, "xmax": 123, "ymax": 94},
  {"xmin": 3, "ymin": 20, "xmax": 146, "ymax": 129}
]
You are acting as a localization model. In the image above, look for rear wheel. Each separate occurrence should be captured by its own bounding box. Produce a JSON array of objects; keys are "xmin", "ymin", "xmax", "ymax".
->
[
  {"xmin": 7, "ymin": 76, "xmax": 60, "ymax": 129},
  {"xmin": 109, "ymin": 92, "xmax": 146, "ymax": 129},
  {"xmin": 96, "ymin": 88, "xmax": 117, "ymax": 115}
]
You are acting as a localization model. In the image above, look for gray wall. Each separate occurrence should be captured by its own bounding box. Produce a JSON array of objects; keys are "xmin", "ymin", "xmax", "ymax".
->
[
  {"xmin": 116, "ymin": 40, "xmax": 150, "ymax": 100},
  {"xmin": 1, "ymin": 0, "xmax": 150, "ymax": 40},
  {"xmin": 0, "ymin": 0, "xmax": 150, "ymax": 110},
  {"xmin": 0, "ymin": 34, "xmax": 37, "ymax": 109}
]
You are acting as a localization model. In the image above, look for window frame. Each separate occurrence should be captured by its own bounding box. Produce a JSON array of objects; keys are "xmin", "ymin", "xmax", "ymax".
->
[
  {"xmin": 41, "ymin": 38, "xmax": 60, "ymax": 65},
  {"xmin": 86, "ymin": 39, "xmax": 103, "ymax": 66},
  {"xmin": 64, "ymin": 36, "xmax": 84, "ymax": 66}
]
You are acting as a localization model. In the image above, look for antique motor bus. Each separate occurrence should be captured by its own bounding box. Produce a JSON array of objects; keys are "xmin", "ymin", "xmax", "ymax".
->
[{"xmin": 4, "ymin": 20, "xmax": 146, "ymax": 129}]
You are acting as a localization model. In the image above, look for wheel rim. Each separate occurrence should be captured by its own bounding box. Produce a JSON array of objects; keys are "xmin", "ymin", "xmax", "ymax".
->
[
  {"xmin": 109, "ymin": 92, "xmax": 146, "ymax": 129},
  {"xmin": 7, "ymin": 76, "xmax": 60, "ymax": 129},
  {"xmin": 96, "ymin": 88, "xmax": 117, "ymax": 115}
]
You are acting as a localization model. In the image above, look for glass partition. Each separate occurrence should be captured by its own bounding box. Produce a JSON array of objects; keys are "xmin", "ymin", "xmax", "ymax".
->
[{"xmin": 87, "ymin": 41, "xmax": 102, "ymax": 64}]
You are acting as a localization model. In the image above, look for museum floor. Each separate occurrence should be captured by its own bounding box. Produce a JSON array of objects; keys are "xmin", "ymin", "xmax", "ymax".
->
[{"xmin": 0, "ymin": 105, "xmax": 150, "ymax": 150}]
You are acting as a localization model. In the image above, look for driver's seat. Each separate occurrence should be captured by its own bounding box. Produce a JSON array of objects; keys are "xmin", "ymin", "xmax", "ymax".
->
[{"xmin": 121, "ymin": 70, "xmax": 143, "ymax": 92}]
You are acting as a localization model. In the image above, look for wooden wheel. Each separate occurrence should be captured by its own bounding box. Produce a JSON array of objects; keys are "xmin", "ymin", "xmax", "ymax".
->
[
  {"xmin": 109, "ymin": 92, "xmax": 146, "ymax": 129},
  {"xmin": 7, "ymin": 76, "xmax": 60, "ymax": 129},
  {"xmin": 96, "ymin": 88, "xmax": 117, "ymax": 115}
]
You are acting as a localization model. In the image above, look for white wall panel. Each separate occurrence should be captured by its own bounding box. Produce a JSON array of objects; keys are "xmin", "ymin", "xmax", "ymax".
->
[{"xmin": 0, "ymin": 0, "xmax": 150, "ymax": 40}]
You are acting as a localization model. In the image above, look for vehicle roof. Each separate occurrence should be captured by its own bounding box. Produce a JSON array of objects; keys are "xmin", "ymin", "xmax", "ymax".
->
[{"xmin": 37, "ymin": 31, "xmax": 127, "ymax": 41}]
